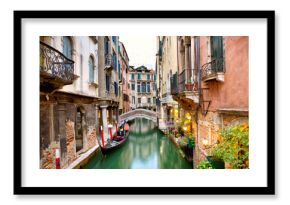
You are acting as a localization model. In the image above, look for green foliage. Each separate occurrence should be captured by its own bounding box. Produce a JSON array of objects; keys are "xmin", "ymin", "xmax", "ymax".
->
[
  {"xmin": 212, "ymin": 124, "xmax": 249, "ymax": 169},
  {"xmin": 197, "ymin": 159, "xmax": 213, "ymax": 169},
  {"xmin": 186, "ymin": 78, "xmax": 193, "ymax": 84},
  {"xmin": 178, "ymin": 133, "xmax": 195, "ymax": 149},
  {"xmin": 186, "ymin": 133, "xmax": 195, "ymax": 148},
  {"xmin": 179, "ymin": 137, "xmax": 188, "ymax": 147}
]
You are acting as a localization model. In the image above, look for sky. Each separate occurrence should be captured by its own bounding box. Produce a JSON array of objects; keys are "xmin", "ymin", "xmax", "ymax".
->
[{"xmin": 119, "ymin": 36, "xmax": 156, "ymax": 70}]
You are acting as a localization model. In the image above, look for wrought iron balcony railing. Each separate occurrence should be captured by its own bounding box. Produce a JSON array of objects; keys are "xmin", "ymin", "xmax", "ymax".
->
[
  {"xmin": 178, "ymin": 69, "xmax": 197, "ymax": 92},
  {"xmin": 201, "ymin": 58, "xmax": 224, "ymax": 81},
  {"xmin": 40, "ymin": 41, "xmax": 75, "ymax": 84}
]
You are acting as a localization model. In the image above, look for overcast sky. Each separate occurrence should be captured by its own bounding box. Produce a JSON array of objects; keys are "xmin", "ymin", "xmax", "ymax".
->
[{"xmin": 119, "ymin": 36, "xmax": 156, "ymax": 70}]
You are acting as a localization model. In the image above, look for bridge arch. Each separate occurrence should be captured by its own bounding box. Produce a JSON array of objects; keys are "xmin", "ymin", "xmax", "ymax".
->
[{"xmin": 119, "ymin": 108, "xmax": 157, "ymax": 124}]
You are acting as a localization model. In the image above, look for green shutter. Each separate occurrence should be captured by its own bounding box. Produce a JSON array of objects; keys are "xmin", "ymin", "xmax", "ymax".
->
[{"xmin": 210, "ymin": 36, "xmax": 224, "ymax": 72}]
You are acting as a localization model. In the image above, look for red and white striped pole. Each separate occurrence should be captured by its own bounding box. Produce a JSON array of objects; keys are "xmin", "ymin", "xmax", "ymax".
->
[
  {"xmin": 108, "ymin": 124, "xmax": 113, "ymax": 141},
  {"xmin": 55, "ymin": 148, "xmax": 60, "ymax": 169},
  {"xmin": 100, "ymin": 125, "xmax": 104, "ymax": 147}
]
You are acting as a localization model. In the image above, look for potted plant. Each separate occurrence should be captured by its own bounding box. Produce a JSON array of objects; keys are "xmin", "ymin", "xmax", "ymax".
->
[
  {"xmin": 179, "ymin": 133, "xmax": 195, "ymax": 162},
  {"xmin": 212, "ymin": 124, "xmax": 249, "ymax": 169},
  {"xmin": 197, "ymin": 159, "xmax": 213, "ymax": 169},
  {"xmin": 185, "ymin": 79, "xmax": 194, "ymax": 91},
  {"xmin": 206, "ymin": 156, "xmax": 225, "ymax": 169}
]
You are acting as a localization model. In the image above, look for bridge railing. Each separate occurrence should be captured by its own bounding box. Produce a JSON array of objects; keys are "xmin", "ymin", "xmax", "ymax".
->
[{"xmin": 120, "ymin": 108, "xmax": 157, "ymax": 122}]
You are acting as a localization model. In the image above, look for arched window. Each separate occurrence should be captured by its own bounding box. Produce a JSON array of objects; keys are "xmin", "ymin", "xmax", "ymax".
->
[
  {"xmin": 63, "ymin": 36, "xmax": 72, "ymax": 59},
  {"xmin": 180, "ymin": 39, "xmax": 185, "ymax": 70},
  {"xmin": 89, "ymin": 56, "xmax": 94, "ymax": 83}
]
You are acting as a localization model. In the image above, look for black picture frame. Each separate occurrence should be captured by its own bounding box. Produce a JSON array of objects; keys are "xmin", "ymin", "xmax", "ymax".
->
[{"xmin": 14, "ymin": 10, "xmax": 275, "ymax": 195}]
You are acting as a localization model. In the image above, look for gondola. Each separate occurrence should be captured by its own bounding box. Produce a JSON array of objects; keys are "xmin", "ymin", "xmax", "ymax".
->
[{"xmin": 100, "ymin": 127, "xmax": 129, "ymax": 155}]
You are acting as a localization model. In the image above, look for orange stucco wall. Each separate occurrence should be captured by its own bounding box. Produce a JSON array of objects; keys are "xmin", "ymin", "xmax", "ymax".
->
[{"xmin": 202, "ymin": 36, "xmax": 249, "ymax": 111}]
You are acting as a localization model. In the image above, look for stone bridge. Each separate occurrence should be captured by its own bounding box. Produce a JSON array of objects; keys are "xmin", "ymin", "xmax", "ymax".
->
[{"xmin": 119, "ymin": 108, "xmax": 157, "ymax": 124}]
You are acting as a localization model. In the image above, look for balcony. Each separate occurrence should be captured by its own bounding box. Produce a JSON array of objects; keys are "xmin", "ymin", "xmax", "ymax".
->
[
  {"xmin": 201, "ymin": 58, "xmax": 224, "ymax": 82},
  {"xmin": 137, "ymin": 103, "xmax": 156, "ymax": 109},
  {"xmin": 178, "ymin": 69, "xmax": 198, "ymax": 93},
  {"xmin": 40, "ymin": 42, "xmax": 75, "ymax": 92},
  {"xmin": 137, "ymin": 91, "xmax": 152, "ymax": 95},
  {"xmin": 170, "ymin": 72, "xmax": 178, "ymax": 95},
  {"xmin": 170, "ymin": 69, "xmax": 199, "ymax": 104}
]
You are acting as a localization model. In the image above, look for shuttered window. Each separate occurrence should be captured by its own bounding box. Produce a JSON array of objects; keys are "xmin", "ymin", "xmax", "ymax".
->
[
  {"xmin": 63, "ymin": 36, "xmax": 72, "ymax": 59},
  {"xmin": 141, "ymin": 82, "xmax": 146, "ymax": 93},
  {"xmin": 106, "ymin": 74, "xmax": 110, "ymax": 92},
  {"xmin": 89, "ymin": 56, "xmax": 94, "ymax": 83},
  {"xmin": 147, "ymin": 83, "xmax": 150, "ymax": 93},
  {"xmin": 210, "ymin": 36, "xmax": 224, "ymax": 72}
]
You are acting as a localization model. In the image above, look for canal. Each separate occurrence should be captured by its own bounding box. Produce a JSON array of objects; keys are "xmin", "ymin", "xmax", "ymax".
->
[{"xmin": 83, "ymin": 118, "xmax": 193, "ymax": 169}]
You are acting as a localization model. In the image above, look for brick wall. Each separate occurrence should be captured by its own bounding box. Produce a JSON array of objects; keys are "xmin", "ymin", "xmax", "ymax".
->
[
  {"xmin": 65, "ymin": 120, "xmax": 76, "ymax": 165},
  {"xmin": 194, "ymin": 110, "xmax": 248, "ymax": 167},
  {"xmin": 40, "ymin": 141, "xmax": 60, "ymax": 169},
  {"xmin": 87, "ymin": 126, "xmax": 96, "ymax": 149},
  {"xmin": 40, "ymin": 99, "xmax": 98, "ymax": 168}
]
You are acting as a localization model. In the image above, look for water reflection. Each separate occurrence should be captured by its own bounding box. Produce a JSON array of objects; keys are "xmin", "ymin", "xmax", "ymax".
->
[{"xmin": 83, "ymin": 118, "xmax": 192, "ymax": 169}]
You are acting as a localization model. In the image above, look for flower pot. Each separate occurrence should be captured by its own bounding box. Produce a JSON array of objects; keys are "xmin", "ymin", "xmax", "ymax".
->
[
  {"xmin": 185, "ymin": 83, "xmax": 194, "ymax": 91},
  {"xmin": 206, "ymin": 156, "xmax": 225, "ymax": 169},
  {"xmin": 224, "ymin": 162, "xmax": 232, "ymax": 169}
]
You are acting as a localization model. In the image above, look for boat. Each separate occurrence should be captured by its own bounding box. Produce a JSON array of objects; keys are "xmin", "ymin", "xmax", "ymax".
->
[{"xmin": 100, "ymin": 126, "xmax": 129, "ymax": 154}]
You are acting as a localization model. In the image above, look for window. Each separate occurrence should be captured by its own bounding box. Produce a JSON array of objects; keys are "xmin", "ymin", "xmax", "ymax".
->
[
  {"xmin": 152, "ymin": 83, "xmax": 156, "ymax": 91},
  {"xmin": 147, "ymin": 74, "xmax": 150, "ymax": 80},
  {"xmin": 128, "ymin": 83, "xmax": 130, "ymax": 89},
  {"xmin": 153, "ymin": 97, "xmax": 156, "ymax": 104},
  {"xmin": 118, "ymin": 61, "xmax": 121, "ymax": 80},
  {"xmin": 106, "ymin": 74, "xmax": 110, "ymax": 92},
  {"xmin": 147, "ymin": 98, "xmax": 151, "ymax": 104},
  {"xmin": 138, "ymin": 98, "xmax": 141, "ymax": 103},
  {"xmin": 114, "ymin": 82, "xmax": 118, "ymax": 96},
  {"xmin": 131, "ymin": 73, "xmax": 135, "ymax": 80},
  {"xmin": 104, "ymin": 38, "xmax": 109, "ymax": 56},
  {"xmin": 131, "ymin": 83, "xmax": 135, "ymax": 91},
  {"xmin": 138, "ymin": 73, "xmax": 141, "ymax": 80},
  {"xmin": 112, "ymin": 51, "xmax": 117, "ymax": 70},
  {"xmin": 89, "ymin": 56, "xmax": 94, "ymax": 83},
  {"xmin": 63, "ymin": 36, "xmax": 72, "ymax": 59},
  {"xmin": 132, "ymin": 96, "xmax": 135, "ymax": 104},
  {"xmin": 154, "ymin": 74, "xmax": 156, "ymax": 81},
  {"xmin": 123, "ymin": 94, "xmax": 129, "ymax": 102},
  {"xmin": 210, "ymin": 36, "xmax": 224, "ymax": 72},
  {"xmin": 112, "ymin": 36, "xmax": 117, "ymax": 44},
  {"xmin": 147, "ymin": 83, "xmax": 150, "ymax": 93},
  {"xmin": 141, "ymin": 82, "xmax": 146, "ymax": 93},
  {"xmin": 137, "ymin": 84, "xmax": 140, "ymax": 93}
]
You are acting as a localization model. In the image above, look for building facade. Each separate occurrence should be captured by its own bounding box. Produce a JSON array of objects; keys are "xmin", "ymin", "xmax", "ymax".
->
[
  {"xmin": 40, "ymin": 36, "xmax": 100, "ymax": 169},
  {"xmin": 40, "ymin": 36, "xmax": 123, "ymax": 169},
  {"xmin": 118, "ymin": 41, "xmax": 130, "ymax": 114},
  {"xmin": 156, "ymin": 36, "xmax": 249, "ymax": 167},
  {"xmin": 128, "ymin": 65, "xmax": 156, "ymax": 111},
  {"xmin": 156, "ymin": 36, "xmax": 179, "ymax": 131}
]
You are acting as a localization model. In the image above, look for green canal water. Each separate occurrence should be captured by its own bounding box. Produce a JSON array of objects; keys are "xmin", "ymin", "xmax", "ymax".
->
[{"xmin": 83, "ymin": 118, "xmax": 193, "ymax": 169}]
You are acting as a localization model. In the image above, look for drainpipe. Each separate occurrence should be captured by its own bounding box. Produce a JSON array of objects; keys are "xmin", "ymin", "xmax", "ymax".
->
[
  {"xmin": 191, "ymin": 36, "xmax": 195, "ymax": 82},
  {"xmin": 196, "ymin": 36, "xmax": 202, "ymax": 161}
]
